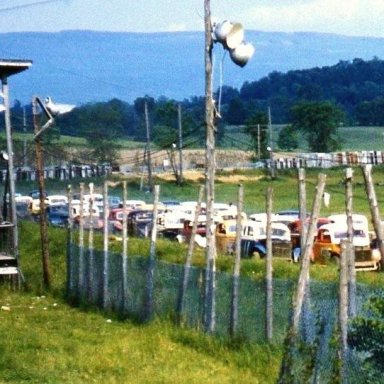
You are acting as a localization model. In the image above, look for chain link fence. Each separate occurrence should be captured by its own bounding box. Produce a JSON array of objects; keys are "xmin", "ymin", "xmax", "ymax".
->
[{"xmin": 67, "ymin": 242, "xmax": 383, "ymax": 383}]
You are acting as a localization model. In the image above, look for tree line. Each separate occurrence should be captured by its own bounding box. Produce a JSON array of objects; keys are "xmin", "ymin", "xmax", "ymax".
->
[{"xmin": 3, "ymin": 57, "xmax": 384, "ymax": 161}]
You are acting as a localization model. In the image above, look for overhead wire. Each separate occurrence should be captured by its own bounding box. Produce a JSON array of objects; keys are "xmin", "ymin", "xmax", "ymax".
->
[{"xmin": 0, "ymin": 0, "xmax": 65, "ymax": 13}]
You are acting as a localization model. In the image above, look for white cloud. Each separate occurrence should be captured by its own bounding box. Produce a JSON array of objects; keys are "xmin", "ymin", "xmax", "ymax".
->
[{"xmin": 240, "ymin": 0, "xmax": 384, "ymax": 37}]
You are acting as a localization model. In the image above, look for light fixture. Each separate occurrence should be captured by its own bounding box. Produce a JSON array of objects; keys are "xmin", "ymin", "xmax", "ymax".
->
[
  {"xmin": 212, "ymin": 18, "xmax": 254, "ymax": 67},
  {"xmin": 44, "ymin": 96, "xmax": 75, "ymax": 116},
  {"xmin": 229, "ymin": 41, "xmax": 255, "ymax": 67},
  {"xmin": 0, "ymin": 151, "xmax": 9, "ymax": 161}
]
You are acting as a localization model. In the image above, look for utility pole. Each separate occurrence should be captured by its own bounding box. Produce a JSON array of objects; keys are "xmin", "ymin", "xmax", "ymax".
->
[
  {"xmin": 144, "ymin": 101, "xmax": 153, "ymax": 192},
  {"xmin": 204, "ymin": 0, "xmax": 217, "ymax": 333},
  {"xmin": 257, "ymin": 123, "xmax": 261, "ymax": 159},
  {"xmin": 32, "ymin": 96, "xmax": 55, "ymax": 290},
  {"xmin": 177, "ymin": 103, "xmax": 183, "ymax": 185},
  {"xmin": 23, "ymin": 106, "xmax": 27, "ymax": 168},
  {"xmin": 268, "ymin": 106, "xmax": 275, "ymax": 179}
]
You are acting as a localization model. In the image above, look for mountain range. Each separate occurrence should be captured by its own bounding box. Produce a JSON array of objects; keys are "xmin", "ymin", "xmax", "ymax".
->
[{"xmin": 1, "ymin": 30, "xmax": 384, "ymax": 106}]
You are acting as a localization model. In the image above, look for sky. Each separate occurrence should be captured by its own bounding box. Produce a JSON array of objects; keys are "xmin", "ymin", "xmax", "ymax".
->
[{"xmin": 0, "ymin": 0, "xmax": 384, "ymax": 38}]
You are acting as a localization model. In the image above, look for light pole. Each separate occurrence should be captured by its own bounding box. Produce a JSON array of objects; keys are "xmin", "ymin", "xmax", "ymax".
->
[
  {"xmin": 0, "ymin": 59, "xmax": 32, "ymax": 275},
  {"xmin": 31, "ymin": 95, "xmax": 74, "ymax": 290},
  {"xmin": 203, "ymin": 1, "xmax": 254, "ymax": 332},
  {"xmin": 32, "ymin": 96, "xmax": 55, "ymax": 290}
]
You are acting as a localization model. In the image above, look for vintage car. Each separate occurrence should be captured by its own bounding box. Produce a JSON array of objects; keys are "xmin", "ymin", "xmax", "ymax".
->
[
  {"xmin": 240, "ymin": 220, "xmax": 292, "ymax": 259},
  {"xmin": 127, "ymin": 204, "xmax": 165, "ymax": 237},
  {"xmin": 311, "ymin": 221, "xmax": 381, "ymax": 271},
  {"xmin": 288, "ymin": 217, "xmax": 332, "ymax": 261},
  {"xmin": 107, "ymin": 207, "xmax": 132, "ymax": 232},
  {"xmin": 215, "ymin": 219, "xmax": 238, "ymax": 254}
]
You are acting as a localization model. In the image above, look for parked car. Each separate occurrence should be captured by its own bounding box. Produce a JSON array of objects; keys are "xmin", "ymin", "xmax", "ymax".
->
[
  {"xmin": 240, "ymin": 220, "xmax": 292, "ymax": 259},
  {"xmin": 311, "ymin": 221, "xmax": 381, "ymax": 271},
  {"xmin": 29, "ymin": 190, "xmax": 48, "ymax": 199},
  {"xmin": 48, "ymin": 210, "xmax": 69, "ymax": 227},
  {"xmin": 127, "ymin": 204, "xmax": 165, "ymax": 237},
  {"xmin": 215, "ymin": 219, "xmax": 238, "ymax": 254},
  {"xmin": 73, "ymin": 215, "xmax": 104, "ymax": 231},
  {"xmin": 288, "ymin": 217, "xmax": 332, "ymax": 261}
]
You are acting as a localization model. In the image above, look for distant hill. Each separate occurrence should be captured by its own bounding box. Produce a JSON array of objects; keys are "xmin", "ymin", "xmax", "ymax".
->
[{"xmin": 2, "ymin": 30, "xmax": 384, "ymax": 106}]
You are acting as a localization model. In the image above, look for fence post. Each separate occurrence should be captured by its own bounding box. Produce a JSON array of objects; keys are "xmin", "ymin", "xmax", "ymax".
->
[
  {"xmin": 144, "ymin": 185, "xmax": 160, "ymax": 322},
  {"xmin": 102, "ymin": 180, "xmax": 109, "ymax": 310},
  {"xmin": 66, "ymin": 184, "xmax": 73, "ymax": 296},
  {"xmin": 87, "ymin": 182, "xmax": 95, "ymax": 304},
  {"xmin": 292, "ymin": 173, "xmax": 326, "ymax": 333},
  {"xmin": 339, "ymin": 239, "xmax": 349, "ymax": 384},
  {"xmin": 265, "ymin": 186, "xmax": 273, "ymax": 342},
  {"xmin": 298, "ymin": 168, "xmax": 307, "ymax": 252},
  {"xmin": 176, "ymin": 185, "xmax": 204, "ymax": 324},
  {"xmin": 362, "ymin": 164, "xmax": 384, "ymax": 270},
  {"xmin": 229, "ymin": 184, "xmax": 244, "ymax": 337},
  {"xmin": 121, "ymin": 181, "xmax": 128, "ymax": 314},
  {"xmin": 345, "ymin": 168, "xmax": 356, "ymax": 317},
  {"xmin": 78, "ymin": 182, "xmax": 85, "ymax": 300}
]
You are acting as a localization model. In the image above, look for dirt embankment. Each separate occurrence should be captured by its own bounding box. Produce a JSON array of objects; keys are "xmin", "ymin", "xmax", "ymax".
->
[{"xmin": 118, "ymin": 148, "xmax": 254, "ymax": 169}]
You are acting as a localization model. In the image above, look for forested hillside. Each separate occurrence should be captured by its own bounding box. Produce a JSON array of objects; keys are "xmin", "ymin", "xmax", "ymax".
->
[
  {"xmin": 236, "ymin": 57, "xmax": 384, "ymax": 124},
  {"xmin": 3, "ymin": 57, "xmax": 384, "ymax": 159}
]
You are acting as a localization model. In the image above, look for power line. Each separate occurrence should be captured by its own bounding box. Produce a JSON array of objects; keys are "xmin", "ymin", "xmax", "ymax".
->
[{"xmin": 0, "ymin": 0, "xmax": 64, "ymax": 13}]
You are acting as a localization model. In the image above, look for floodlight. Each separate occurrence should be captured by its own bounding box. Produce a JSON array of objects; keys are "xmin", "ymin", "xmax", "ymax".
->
[
  {"xmin": 225, "ymin": 23, "xmax": 244, "ymax": 49},
  {"xmin": 229, "ymin": 41, "xmax": 255, "ymax": 67}
]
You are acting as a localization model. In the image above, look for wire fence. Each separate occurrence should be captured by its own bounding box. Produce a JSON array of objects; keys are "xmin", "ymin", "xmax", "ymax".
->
[{"xmin": 67, "ymin": 242, "xmax": 383, "ymax": 383}]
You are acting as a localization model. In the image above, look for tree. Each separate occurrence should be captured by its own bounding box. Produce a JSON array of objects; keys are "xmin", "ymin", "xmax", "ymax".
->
[
  {"xmin": 277, "ymin": 125, "xmax": 298, "ymax": 151},
  {"xmin": 78, "ymin": 100, "xmax": 123, "ymax": 164},
  {"xmin": 244, "ymin": 111, "xmax": 269, "ymax": 159},
  {"xmin": 290, "ymin": 101, "xmax": 344, "ymax": 152}
]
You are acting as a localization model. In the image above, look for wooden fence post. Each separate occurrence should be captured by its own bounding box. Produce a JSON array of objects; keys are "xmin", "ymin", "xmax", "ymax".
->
[
  {"xmin": 66, "ymin": 184, "xmax": 73, "ymax": 295},
  {"xmin": 362, "ymin": 164, "xmax": 384, "ymax": 270},
  {"xmin": 102, "ymin": 180, "xmax": 109, "ymax": 310},
  {"xmin": 144, "ymin": 185, "xmax": 160, "ymax": 322},
  {"xmin": 339, "ymin": 239, "xmax": 349, "ymax": 383},
  {"xmin": 345, "ymin": 168, "xmax": 356, "ymax": 316},
  {"xmin": 229, "ymin": 184, "xmax": 244, "ymax": 337},
  {"xmin": 298, "ymin": 168, "xmax": 307, "ymax": 252},
  {"xmin": 176, "ymin": 185, "xmax": 204, "ymax": 324},
  {"xmin": 265, "ymin": 186, "xmax": 273, "ymax": 342},
  {"xmin": 87, "ymin": 182, "xmax": 95, "ymax": 303},
  {"xmin": 292, "ymin": 173, "xmax": 326, "ymax": 333},
  {"xmin": 121, "ymin": 181, "xmax": 128, "ymax": 314},
  {"xmin": 78, "ymin": 182, "xmax": 85, "ymax": 300}
]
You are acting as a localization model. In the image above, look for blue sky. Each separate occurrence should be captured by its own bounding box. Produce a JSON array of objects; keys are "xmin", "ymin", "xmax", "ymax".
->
[{"xmin": 0, "ymin": 0, "xmax": 384, "ymax": 37}]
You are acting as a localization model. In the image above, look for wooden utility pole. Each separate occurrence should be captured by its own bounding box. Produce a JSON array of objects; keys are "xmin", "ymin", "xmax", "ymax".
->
[
  {"xmin": 203, "ymin": 0, "xmax": 217, "ymax": 334},
  {"xmin": 177, "ymin": 104, "xmax": 183, "ymax": 185},
  {"xmin": 32, "ymin": 97, "xmax": 52, "ymax": 290},
  {"xmin": 144, "ymin": 101, "xmax": 153, "ymax": 192},
  {"xmin": 268, "ymin": 107, "xmax": 275, "ymax": 179}
]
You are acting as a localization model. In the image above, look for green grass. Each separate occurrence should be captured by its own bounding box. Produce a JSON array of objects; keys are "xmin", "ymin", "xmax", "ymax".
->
[
  {"xmin": 2, "ymin": 167, "xmax": 384, "ymax": 383},
  {"xmin": 0, "ymin": 289, "xmax": 282, "ymax": 384}
]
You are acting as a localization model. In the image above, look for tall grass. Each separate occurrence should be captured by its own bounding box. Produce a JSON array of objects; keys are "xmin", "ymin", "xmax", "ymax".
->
[{"xmin": 2, "ymin": 166, "xmax": 384, "ymax": 382}]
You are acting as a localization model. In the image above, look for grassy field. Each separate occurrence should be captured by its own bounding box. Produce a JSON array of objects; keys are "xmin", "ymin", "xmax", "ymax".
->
[
  {"xmin": 3, "ymin": 125, "xmax": 384, "ymax": 152},
  {"xmin": 2, "ymin": 167, "xmax": 384, "ymax": 383}
]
